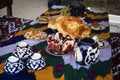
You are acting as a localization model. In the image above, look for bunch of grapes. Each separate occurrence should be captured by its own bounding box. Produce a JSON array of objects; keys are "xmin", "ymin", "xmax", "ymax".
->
[{"xmin": 60, "ymin": 4, "xmax": 86, "ymax": 17}]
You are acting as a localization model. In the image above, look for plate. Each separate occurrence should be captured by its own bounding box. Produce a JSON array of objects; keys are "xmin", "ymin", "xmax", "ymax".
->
[
  {"xmin": 36, "ymin": 15, "xmax": 51, "ymax": 24},
  {"xmin": 88, "ymin": 21, "xmax": 106, "ymax": 31},
  {"xmin": 91, "ymin": 24, "xmax": 106, "ymax": 31},
  {"xmin": 45, "ymin": 46, "xmax": 72, "ymax": 57},
  {"xmin": 98, "ymin": 39, "xmax": 110, "ymax": 48},
  {"xmin": 24, "ymin": 30, "xmax": 47, "ymax": 40}
]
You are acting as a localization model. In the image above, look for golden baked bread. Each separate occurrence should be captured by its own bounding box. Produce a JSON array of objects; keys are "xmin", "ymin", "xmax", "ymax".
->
[
  {"xmin": 48, "ymin": 16, "xmax": 91, "ymax": 38},
  {"xmin": 48, "ymin": 16, "xmax": 64, "ymax": 29}
]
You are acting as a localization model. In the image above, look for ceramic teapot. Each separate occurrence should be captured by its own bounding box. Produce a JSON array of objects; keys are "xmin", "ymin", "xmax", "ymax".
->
[{"xmin": 73, "ymin": 36, "xmax": 100, "ymax": 66}]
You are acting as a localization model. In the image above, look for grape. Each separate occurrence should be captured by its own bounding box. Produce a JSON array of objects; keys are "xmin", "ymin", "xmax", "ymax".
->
[
  {"xmin": 60, "ymin": 4, "xmax": 85, "ymax": 17},
  {"xmin": 60, "ymin": 6, "xmax": 71, "ymax": 16}
]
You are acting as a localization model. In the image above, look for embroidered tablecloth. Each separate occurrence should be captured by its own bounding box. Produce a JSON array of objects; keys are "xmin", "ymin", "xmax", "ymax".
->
[{"xmin": 0, "ymin": 7, "xmax": 113, "ymax": 80}]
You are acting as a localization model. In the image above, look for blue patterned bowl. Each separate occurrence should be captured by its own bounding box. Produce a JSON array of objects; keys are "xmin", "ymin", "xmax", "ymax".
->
[
  {"xmin": 4, "ymin": 56, "xmax": 25, "ymax": 74},
  {"xmin": 12, "ymin": 41, "xmax": 33, "ymax": 60},
  {"xmin": 26, "ymin": 53, "xmax": 46, "ymax": 71}
]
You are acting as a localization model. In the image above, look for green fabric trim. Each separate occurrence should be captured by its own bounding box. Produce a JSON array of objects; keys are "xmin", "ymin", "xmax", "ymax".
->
[
  {"xmin": 22, "ymin": 23, "xmax": 41, "ymax": 30},
  {"xmin": 78, "ymin": 67, "xmax": 90, "ymax": 80},
  {"xmin": 89, "ymin": 59, "xmax": 112, "ymax": 77},
  {"xmin": 53, "ymin": 65, "xmax": 65, "ymax": 78},
  {"xmin": 63, "ymin": 59, "xmax": 112, "ymax": 80},
  {"xmin": 32, "ymin": 41, "xmax": 47, "ymax": 51},
  {"xmin": 64, "ymin": 64, "xmax": 75, "ymax": 80},
  {"xmin": 0, "ymin": 53, "xmax": 11, "ymax": 63},
  {"xmin": 44, "ymin": 52, "xmax": 64, "ymax": 78}
]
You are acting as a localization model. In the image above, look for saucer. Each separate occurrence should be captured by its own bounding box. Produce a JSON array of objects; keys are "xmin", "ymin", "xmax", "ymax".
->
[
  {"xmin": 24, "ymin": 30, "xmax": 47, "ymax": 41},
  {"xmin": 45, "ymin": 46, "xmax": 72, "ymax": 57},
  {"xmin": 98, "ymin": 39, "xmax": 110, "ymax": 48}
]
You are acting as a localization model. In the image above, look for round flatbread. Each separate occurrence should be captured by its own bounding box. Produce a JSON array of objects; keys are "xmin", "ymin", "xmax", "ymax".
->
[{"xmin": 48, "ymin": 16, "xmax": 91, "ymax": 38}]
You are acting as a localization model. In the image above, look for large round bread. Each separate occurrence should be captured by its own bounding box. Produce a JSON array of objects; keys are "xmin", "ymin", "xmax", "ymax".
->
[
  {"xmin": 48, "ymin": 16, "xmax": 64, "ymax": 29},
  {"xmin": 48, "ymin": 16, "xmax": 91, "ymax": 38}
]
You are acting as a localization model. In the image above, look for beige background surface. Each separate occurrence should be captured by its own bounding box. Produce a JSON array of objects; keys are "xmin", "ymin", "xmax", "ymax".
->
[{"xmin": 0, "ymin": 0, "xmax": 48, "ymax": 20}]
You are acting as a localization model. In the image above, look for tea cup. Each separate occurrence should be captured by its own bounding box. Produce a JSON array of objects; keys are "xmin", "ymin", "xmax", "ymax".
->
[
  {"xmin": 26, "ymin": 53, "xmax": 46, "ymax": 71},
  {"xmin": 4, "ymin": 56, "xmax": 25, "ymax": 74},
  {"xmin": 12, "ymin": 41, "xmax": 33, "ymax": 59}
]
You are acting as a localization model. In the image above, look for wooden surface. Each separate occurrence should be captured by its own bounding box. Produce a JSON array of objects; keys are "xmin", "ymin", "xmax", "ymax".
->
[{"xmin": 0, "ymin": 0, "xmax": 13, "ymax": 16}]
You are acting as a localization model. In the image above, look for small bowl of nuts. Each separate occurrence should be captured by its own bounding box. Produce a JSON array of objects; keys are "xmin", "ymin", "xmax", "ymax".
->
[{"xmin": 24, "ymin": 30, "xmax": 47, "ymax": 41}]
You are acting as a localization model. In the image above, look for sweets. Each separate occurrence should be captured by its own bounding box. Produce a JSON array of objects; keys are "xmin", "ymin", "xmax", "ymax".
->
[{"xmin": 24, "ymin": 30, "xmax": 47, "ymax": 40}]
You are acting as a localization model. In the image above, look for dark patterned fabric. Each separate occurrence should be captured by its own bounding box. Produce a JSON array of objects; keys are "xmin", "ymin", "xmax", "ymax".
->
[
  {"xmin": 111, "ymin": 33, "xmax": 120, "ymax": 80},
  {"xmin": 0, "ymin": 15, "xmax": 32, "ymax": 41}
]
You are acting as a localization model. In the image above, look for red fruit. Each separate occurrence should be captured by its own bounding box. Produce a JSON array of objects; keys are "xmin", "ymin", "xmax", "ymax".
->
[
  {"xmin": 47, "ymin": 33, "xmax": 75, "ymax": 52},
  {"xmin": 48, "ymin": 41, "xmax": 54, "ymax": 49},
  {"xmin": 53, "ymin": 43, "xmax": 61, "ymax": 52},
  {"xmin": 64, "ymin": 44, "xmax": 72, "ymax": 51},
  {"xmin": 48, "ymin": 41, "xmax": 61, "ymax": 52}
]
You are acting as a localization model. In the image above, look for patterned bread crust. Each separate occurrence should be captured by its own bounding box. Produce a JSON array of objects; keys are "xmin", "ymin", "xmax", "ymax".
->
[
  {"xmin": 48, "ymin": 16, "xmax": 64, "ymax": 29},
  {"xmin": 48, "ymin": 16, "xmax": 91, "ymax": 38}
]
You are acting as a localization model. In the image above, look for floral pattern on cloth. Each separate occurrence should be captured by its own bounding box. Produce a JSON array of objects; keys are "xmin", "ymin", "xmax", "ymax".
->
[{"xmin": 0, "ymin": 16, "xmax": 32, "ymax": 41}]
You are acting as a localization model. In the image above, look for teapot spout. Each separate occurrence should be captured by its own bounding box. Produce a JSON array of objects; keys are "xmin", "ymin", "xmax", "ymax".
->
[{"xmin": 73, "ymin": 47, "xmax": 83, "ymax": 62}]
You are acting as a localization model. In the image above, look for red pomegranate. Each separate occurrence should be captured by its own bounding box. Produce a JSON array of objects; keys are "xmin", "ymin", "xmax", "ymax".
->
[{"xmin": 47, "ymin": 33, "xmax": 75, "ymax": 52}]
